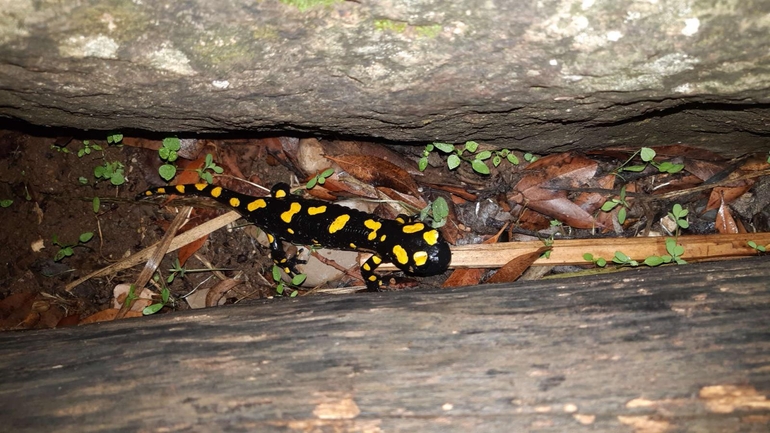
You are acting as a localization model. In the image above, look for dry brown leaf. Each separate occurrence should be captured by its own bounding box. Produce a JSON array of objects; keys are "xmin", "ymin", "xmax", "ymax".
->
[
  {"xmin": 442, "ymin": 225, "xmax": 507, "ymax": 288},
  {"xmin": 715, "ymin": 197, "xmax": 739, "ymax": 234},
  {"xmin": 79, "ymin": 309, "xmax": 142, "ymax": 325},
  {"xmin": 485, "ymin": 246, "xmax": 550, "ymax": 284},
  {"xmin": 326, "ymin": 154, "xmax": 422, "ymax": 198}
]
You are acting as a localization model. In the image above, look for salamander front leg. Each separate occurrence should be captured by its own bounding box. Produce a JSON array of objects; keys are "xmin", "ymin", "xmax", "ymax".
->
[
  {"xmin": 360, "ymin": 254, "xmax": 384, "ymax": 291},
  {"xmin": 266, "ymin": 233, "xmax": 304, "ymax": 277}
]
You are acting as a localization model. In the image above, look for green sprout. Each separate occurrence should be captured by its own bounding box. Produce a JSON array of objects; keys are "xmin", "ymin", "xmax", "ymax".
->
[
  {"xmin": 92, "ymin": 197, "xmax": 100, "ymax": 213},
  {"xmin": 601, "ymin": 185, "xmax": 631, "ymax": 224},
  {"xmin": 52, "ymin": 232, "xmax": 94, "ymax": 261},
  {"xmin": 142, "ymin": 285, "xmax": 171, "ymax": 315},
  {"xmin": 617, "ymin": 147, "xmax": 684, "ymax": 175},
  {"xmin": 419, "ymin": 196, "xmax": 449, "ymax": 229},
  {"xmin": 583, "ymin": 253, "xmax": 607, "ymax": 267},
  {"xmin": 306, "ymin": 168, "xmax": 335, "ymax": 189},
  {"xmin": 612, "ymin": 251, "xmax": 639, "ymax": 267},
  {"xmin": 106, "ymin": 133, "xmax": 123, "ymax": 145},
  {"xmin": 94, "ymin": 160, "xmax": 126, "ymax": 186},
  {"xmin": 667, "ymin": 203, "xmax": 689, "ymax": 233},
  {"xmin": 0, "ymin": 199, "xmax": 12, "ymax": 208},
  {"xmin": 77, "ymin": 140, "xmax": 103, "ymax": 158},
  {"xmin": 748, "ymin": 241, "xmax": 766, "ymax": 253},
  {"xmin": 418, "ymin": 141, "xmax": 519, "ymax": 175},
  {"xmin": 158, "ymin": 137, "xmax": 181, "ymax": 181},
  {"xmin": 196, "ymin": 153, "xmax": 224, "ymax": 184},
  {"xmin": 272, "ymin": 265, "xmax": 303, "ymax": 297}
]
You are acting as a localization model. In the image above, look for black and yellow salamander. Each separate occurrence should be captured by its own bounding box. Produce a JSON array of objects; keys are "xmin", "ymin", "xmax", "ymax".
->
[{"xmin": 138, "ymin": 183, "xmax": 451, "ymax": 291}]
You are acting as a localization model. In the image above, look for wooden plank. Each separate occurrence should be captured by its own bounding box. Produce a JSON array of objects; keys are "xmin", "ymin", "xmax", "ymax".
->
[
  {"xmin": 1, "ymin": 257, "xmax": 769, "ymax": 432},
  {"xmin": 376, "ymin": 232, "xmax": 770, "ymax": 270}
]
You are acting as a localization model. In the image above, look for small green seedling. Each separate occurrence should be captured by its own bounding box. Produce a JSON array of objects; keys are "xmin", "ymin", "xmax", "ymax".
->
[
  {"xmin": 272, "ymin": 265, "xmax": 303, "ymax": 297},
  {"xmin": 617, "ymin": 147, "xmax": 684, "ymax": 175},
  {"xmin": 419, "ymin": 141, "xmax": 520, "ymax": 175},
  {"xmin": 306, "ymin": 168, "xmax": 335, "ymax": 189},
  {"xmin": 52, "ymin": 232, "xmax": 94, "ymax": 261},
  {"xmin": 583, "ymin": 253, "xmax": 607, "ymax": 267},
  {"xmin": 165, "ymin": 258, "xmax": 233, "ymax": 284},
  {"xmin": 524, "ymin": 153, "xmax": 538, "ymax": 163},
  {"xmin": 612, "ymin": 251, "xmax": 639, "ymax": 267},
  {"xmin": 94, "ymin": 160, "xmax": 126, "ymax": 186},
  {"xmin": 143, "ymin": 286, "xmax": 171, "ymax": 315},
  {"xmin": 50, "ymin": 144, "xmax": 70, "ymax": 154},
  {"xmin": 158, "ymin": 137, "xmax": 181, "ymax": 181},
  {"xmin": 644, "ymin": 238, "xmax": 687, "ymax": 266},
  {"xmin": 78, "ymin": 177, "xmax": 89, "ymax": 185},
  {"xmin": 77, "ymin": 140, "xmax": 103, "ymax": 158},
  {"xmin": 419, "ymin": 196, "xmax": 449, "ymax": 229},
  {"xmin": 92, "ymin": 197, "xmax": 100, "ymax": 213},
  {"xmin": 748, "ymin": 241, "xmax": 766, "ymax": 253},
  {"xmin": 668, "ymin": 203, "xmax": 689, "ymax": 232},
  {"xmin": 0, "ymin": 199, "xmax": 12, "ymax": 208},
  {"xmin": 106, "ymin": 133, "xmax": 123, "ymax": 145},
  {"xmin": 196, "ymin": 153, "xmax": 224, "ymax": 184},
  {"xmin": 601, "ymin": 185, "xmax": 631, "ymax": 224}
]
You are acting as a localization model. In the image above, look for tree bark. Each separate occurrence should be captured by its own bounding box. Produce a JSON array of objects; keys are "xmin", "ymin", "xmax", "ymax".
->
[
  {"xmin": 0, "ymin": 1, "xmax": 769, "ymax": 152},
  {"xmin": 1, "ymin": 257, "xmax": 769, "ymax": 432}
]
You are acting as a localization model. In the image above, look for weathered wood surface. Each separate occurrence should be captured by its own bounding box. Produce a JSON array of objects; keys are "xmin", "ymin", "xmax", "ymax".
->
[
  {"xmin": 1, "ymin": 258, "xmax": 769, "ymax": 432},
  {"xmin": 1, "ymin": 1, "xmax": 769, "ymax": 152}
]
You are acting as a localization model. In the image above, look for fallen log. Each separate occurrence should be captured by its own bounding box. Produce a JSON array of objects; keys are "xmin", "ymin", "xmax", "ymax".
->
[{"xmin": 1, "ymin": 257, "xmax": 769, "ymax": 432}]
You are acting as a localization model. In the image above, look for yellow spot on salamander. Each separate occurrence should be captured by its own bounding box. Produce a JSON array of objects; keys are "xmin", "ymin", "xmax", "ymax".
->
[
  {"xmin": 281, "ymin": 202, "xmax": 302, "ymax": 223},
  {"xmin": 267, "ymin": 233, "xmax": 275, "ymax": 243},
  {"xmin": 413, "ymin": 251, "xmax": 428, "ymax": 267},
  {"xmin": 423, "ymin": 230, "xmax": 439, "ymax": 246},
  {"xmin": 287, "ymin": 228, "xmax": 295, "ymax": 234},
  {"xmin": 329, "ymin": 214, "xmax": 350, "ymax": 234},
  {"xmin": 396, "ymin": 217, "xmax": 406, "ymax": 224},
  {"xmin": 363, "ymin": 263, "xmax": 371, "ymax": 271},
  {"xmin": 380, "ymin": 234, "xmax": 386, "ymax": 242},
  {"xmin": 308, "ymin": 206, "xmax": 327, "ymax": 215},
  {"xmin": 156, "ymin": 187, "xmax": 166, "ymax": 194},
  {"xmin": 247, "ymin": 199, "xmax": 266, "ymax": 212},
  {"xmin": 402, "ymin": 223, "xmax": 425, "ymax": 234},
  {"xmin": 365, "ymin": 219, "xmax": 381, "ymax": 241},
  {"xmin": 194, "ymin": 183, "xmax": 207, "ymax": 191},
  {"xmin": 144, "ymin": 191, "xmax": 153, "ymax": 196},
  {"xmin": 349, "ymin": 243, "xmax": 357, "ymax": 249},
  {"xmin": 229, "ymin": 197, "xmax": 240, "ymax": 207},
  {"xmin": 368, "ymin": 275, "xmax": 378, "ymax": 282},
  {"xmin": 211, "ymin": 187, "xmax": 223, "ymax": 198},
  {"xmin": 284, "ymin": 267, "xmax": 292, "ymax": 274},
  {"xmin": 175, "ymin": 185, "xmax": 185, "ymax": 194},
  {"xmin": 392, "ymin": 245, "xmax": 408, "ymax": 264},
  {"xmin": 371, "ymin": 256, "xmax": 382, "ymax": 265},
  {"xmin": 274, "ymin": 189, "xmax": 287, "ymax": 199}
]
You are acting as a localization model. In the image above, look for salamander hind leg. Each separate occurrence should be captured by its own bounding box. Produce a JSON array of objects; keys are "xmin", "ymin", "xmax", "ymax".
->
[
  {"xmin": 360, "ymin": 254, "xmax": 384, "ymax": 292},
  {"xmin": 265, "ymin": 232, "xmax": 305, "ymax": 277}
]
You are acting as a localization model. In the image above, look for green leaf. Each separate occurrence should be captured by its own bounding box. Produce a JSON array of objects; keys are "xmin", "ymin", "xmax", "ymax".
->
[
  {"xmin": 166, "ymin": 150, "xmax": 178, "ymax": 163},
  {"xmin": 583, "ymin": 253, "xmax": 594, "ymax": 261},
  {"xmin": 291, "ymin": 273, "xmax": 307, "ymax": 285},
  {"xmin": 275, "ymin": 282, "xmax": 285, "ymax": 295},
  {"xmin": 0, "ymin": 199, "xmax": 12, "ymax": 208},
  {"xmin": 161, "ymin": 288, "xmax": 170, "ymax": 303},
  {"xmin": 492, "ymin": 155, "xmax": 501, "ymax": 167},
  {"xmin": 290, "ymin": 290, "xmax": 299, "ymax": 297},
  {"xmin": 92, "ymin": 144, "xmax": 103, "ymax": 151},
  {"xmin": 142, "ymin": 303, "xmax": 164, "ymax": 315},
  {"xmin": 271, "ymin": 265, "xmax": 282, "ymax": 281},
  {"xmin": 507, "ymin": 153, "xmax": 520, "ymax": 165},
  {"xmin": 418, "ymin": 157, "xmax": 428, "ymax": 171},
  {"xmin": 601, "ymin": 200, "xmax": 619, "ymax": 212},
  {"xmin": 471, "ymin": 159, "xmax": 490, "ymax": 174},
  {"xmin": 476, "ymin": 150, "xmax": 492, "ymax": 160},
  {"xmin": 306, "ymin": 177, "xmax": 318, "ymax": 189},
  {"xmin": 159, "ymin": 147, "xmax": 170, "ymax": 160},
  {"xmin": 677, "ymin": 219, "xmax": 689, "ymax": 229},
  {"xmin": 447, "ymin": 154, "xmax": 461, "ymax": 170},
  {"xmin": 78, "ymin": 177, "xmax": 89, "ymax": 185},
  {"xmin": 673, "ymin": 245, "xmax": 685, "ymax": 256},
  {"xmin": 321, "ymin": 168, "xmax": 335, "ymax": 178},
  {"xmin": 672, "ymin": 204, "xmax": 685, "ymax": 217},
  {"xmin": 202, "ymin": 172, "xmax": 213, "ymax": 184},
  {"xmin": 425, "ymin": 144, "xmax": 434, "ymax": 153},
  {"xmin": 79, "ymin": 232, "xmax": 94, "ymax": 243},
  {"xmin": 431, "ymin": 197, "xmax": 449, "ymax": 221},
  {"xmin": 618, "ymin": 207, "xmax": 627, "ymax": 224},
  {"xmin": 213, "ymin": 166, "xmax": 224, "ymax": 174},
  {"xmin": 110, "ymin": 171, "xmax": 125, "ymax": 186},
  {"xmin": 464, "ymin": 141, "xmax": 479, "ymax": 153},
  {"xmin": 159, "ymin": 164, "xmax": 177, "ymax": 181},
  {"xmin": 644, "ymin": 256, "xmax": 664, "ymax": 267},
  {"xmin": 614, "ymin": 251, "xmax": 630, "ymax": 263},
  {"xmin": 596, "ymin": 258, "xmax": 606, "ymax": 267},
  {"xmin": 622, "ymin": 165, "xmax": 647, "ymax": 172},
  {"xmin": 162, "ymin": 137, "xmax": 181, "ymax": 151},
  {"xmin": 92, "ymin": 197, "xmax": 100, "ymax": 213},
  {"xmin": 666, "ymin": 163, "xmax": 684, "ymax": 174},
  {"xmin": 640, "ymin": 147, "xmax": 656, "ymax": 162},
  {"xmin": 205, "ymin": 153, "xmax": 213, "ymax": 166},
  {"xmin": 94, "ymin": 166, "xmax": 105, "ymax": 178},
  {"xmin": 433, "ymin": 142, "xmax": 455, "ymax": 153}
]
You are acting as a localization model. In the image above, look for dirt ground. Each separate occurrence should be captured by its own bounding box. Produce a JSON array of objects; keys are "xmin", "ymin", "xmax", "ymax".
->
[{"xmin": 1, "ymin": 127, "xmax": 768, "ymax": 330}]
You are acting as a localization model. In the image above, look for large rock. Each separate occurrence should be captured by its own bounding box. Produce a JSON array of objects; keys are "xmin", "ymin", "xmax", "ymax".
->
[{"xmin": 0, "ymin": 0, "xmax": 768, "ymax": 153}]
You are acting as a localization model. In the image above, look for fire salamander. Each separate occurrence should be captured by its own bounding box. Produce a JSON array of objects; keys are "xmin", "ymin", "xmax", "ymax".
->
[{"xmin": 138, "ymin": 183, "xmax": 451, "ymax": 291}]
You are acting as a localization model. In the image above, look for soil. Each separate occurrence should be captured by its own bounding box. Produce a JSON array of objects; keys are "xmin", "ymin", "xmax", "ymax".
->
[{"xmin": 0, "ymin": 130, "xmax": 293, "ymax": 328}]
